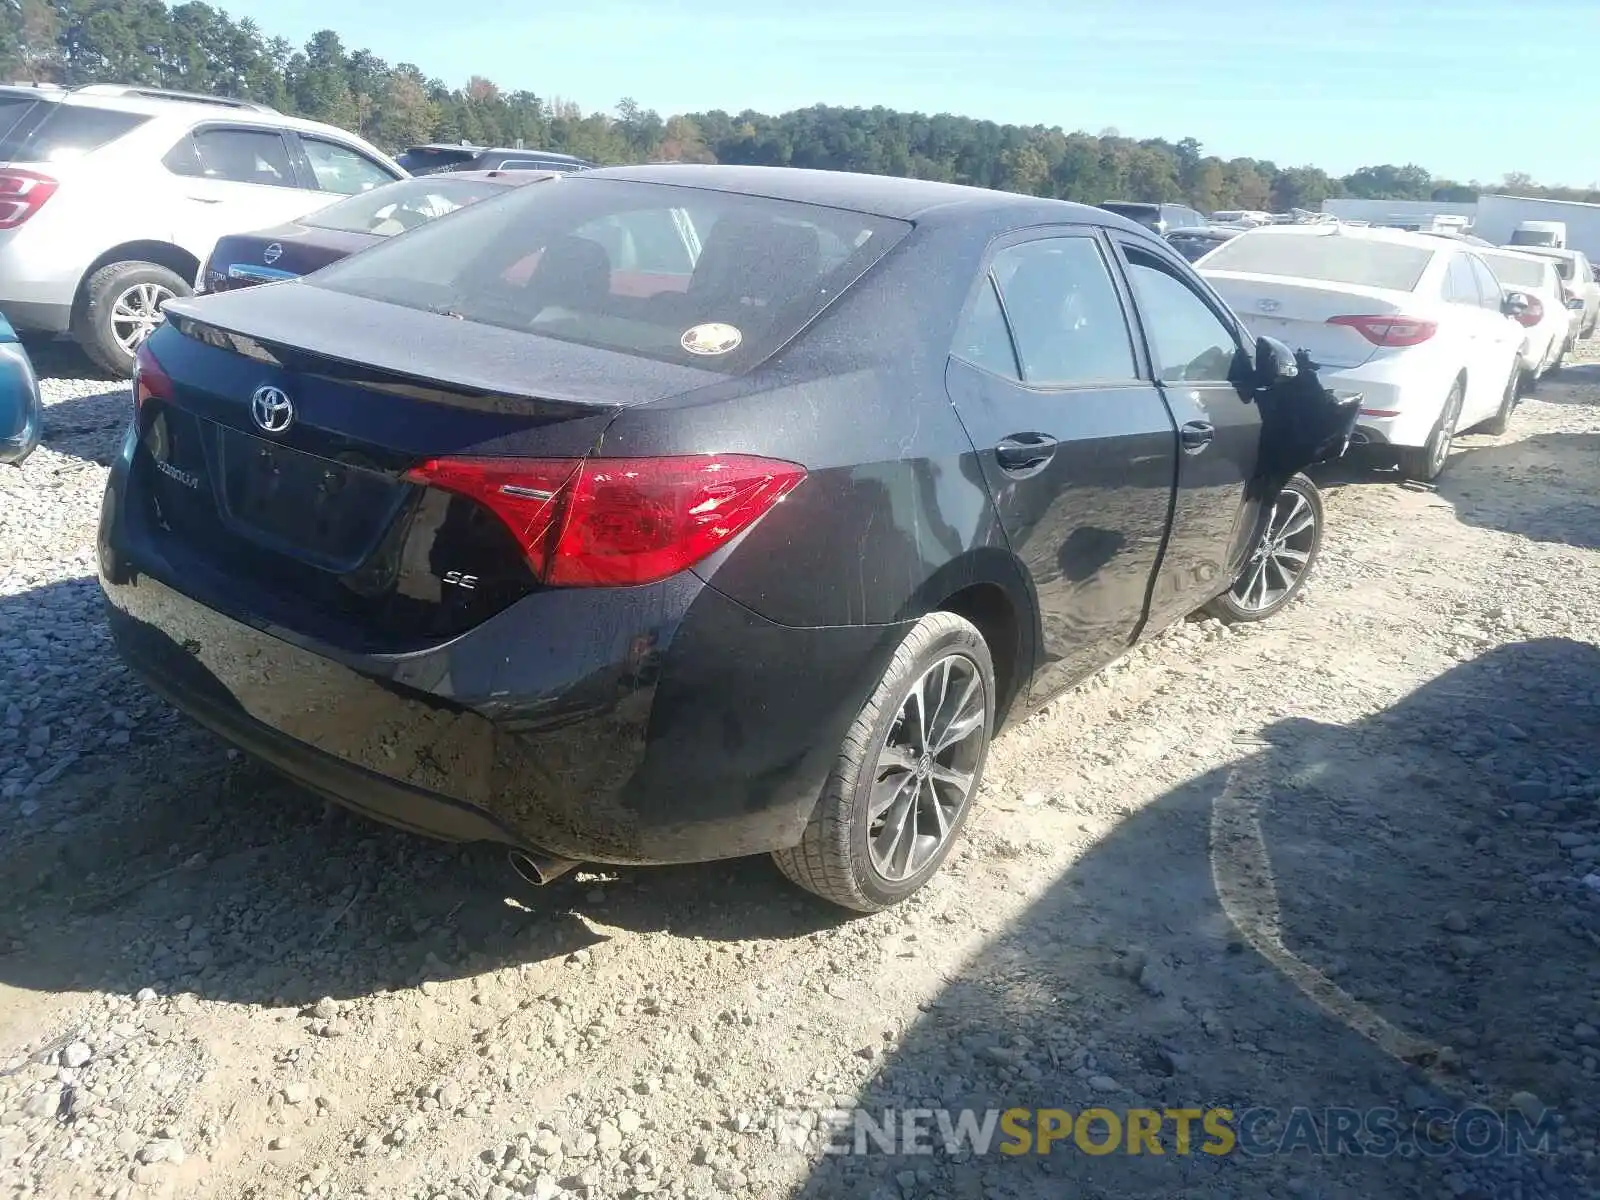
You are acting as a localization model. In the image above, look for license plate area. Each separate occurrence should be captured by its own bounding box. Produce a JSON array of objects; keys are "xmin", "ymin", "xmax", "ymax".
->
[{"xmin": 212, "ymin": 424, "xmax": 408, "ymax": 572}]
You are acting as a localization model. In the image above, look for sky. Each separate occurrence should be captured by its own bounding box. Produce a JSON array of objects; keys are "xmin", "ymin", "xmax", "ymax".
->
[{"xmin": 221, "ymin": 0, "xmax": 1596, "ymax": 186}]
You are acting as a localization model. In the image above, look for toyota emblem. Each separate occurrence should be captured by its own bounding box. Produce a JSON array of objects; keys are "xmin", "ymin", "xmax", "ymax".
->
[
  {"xmin": 250, "ymin": 386, "xmax": 294, "ymax": 434},
  {"xmin": 1257, "ymin": 298, "xmax": 1282, "ymax": 313},
  {"xmin": 263, "ymin": 242, "xmax": 283, "ymax": 265}
]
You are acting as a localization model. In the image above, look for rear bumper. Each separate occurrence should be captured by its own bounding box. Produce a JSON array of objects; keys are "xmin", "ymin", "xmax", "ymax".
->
[
  {"xmin": 98, "ymin": 458, "xmax": 906, "ymax": 865},
  {"xmin": 0, "ymin": 235, "xmax": 81, "ymax": 333},
  {"xmin": 1315, "ymin": 359, "xmax": 1442, "ymax": 450}
]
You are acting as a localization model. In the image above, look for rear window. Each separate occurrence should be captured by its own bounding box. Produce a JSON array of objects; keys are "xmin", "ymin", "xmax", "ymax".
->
[
  {"xmin": 1101, "ymin": 203, "xmax": 1159, "ymax": 220},
  {"xmin": 1200, "ymin": 232, "xmax": 1434, "ymax": 291},
  {"xmin": 397, "ymin": 148, "xmax": 475, "ymax": 175},
  {"xmin": 0, "ymin": 100, "xmax": 149, "ymax": 162},
  {"xmin": 307, "ymin": 178, "xmax": 911, "ymax": 373},
  {"xmin": 1480, "ymin": 253, "xmax": 1546, "ymax": 289},
  {"xmin": 303, "ymin": 176, "xmax": 508, "ymax": 235}
]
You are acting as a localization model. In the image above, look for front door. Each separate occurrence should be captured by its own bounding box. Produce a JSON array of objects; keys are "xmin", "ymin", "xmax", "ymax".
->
[
  {"xmin": 1111, "ymin": 238, "xmax": 1263, "ymax": 629},
  {"xmin": 943, "ymin": 230, "xmax": 1178, "ymax": 704}
]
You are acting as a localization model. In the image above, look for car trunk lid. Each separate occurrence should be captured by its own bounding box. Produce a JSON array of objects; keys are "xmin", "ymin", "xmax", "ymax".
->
[
  {"xmin": 202, "ymin": 226, "xmax": 377, "ymax": 292},
  {"xmin": 1202, "ymin": 272, "xmax": 1412, "ymax": 368},
  {"xmin": 134, "ymin": 287, "xmax": 720, "ymax": 649}
]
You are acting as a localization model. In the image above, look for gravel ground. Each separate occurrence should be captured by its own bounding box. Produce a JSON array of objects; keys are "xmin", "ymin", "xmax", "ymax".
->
[{"xmin": 3, "ymin": 340, "xmax": 1600, "ymax": 1200}]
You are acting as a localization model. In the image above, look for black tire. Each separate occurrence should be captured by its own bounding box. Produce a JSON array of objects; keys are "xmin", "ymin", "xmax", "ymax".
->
[
  {"xmin": 773, "ymin": 611, "xmax": 995, "ymax": 913},
  {"xmin": 1482, "ymin": 365, "xmax": 1522, "ymax": 436},
  {"xmin": 1398, "ymin": 379, "xmax": 1464, "ymax": 482},
  {"xmin": 1203, "ymin": 473, "xmax": 1324, "ymax": 624},
  {"xmin": 72, "ymin": 261, "xmax": 190, "ymax": 379}
]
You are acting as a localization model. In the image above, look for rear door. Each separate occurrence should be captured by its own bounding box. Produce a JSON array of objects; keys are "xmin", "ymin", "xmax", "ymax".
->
[
  {"xmin": 943, "ymin": 229, "xmax": 1178, "ymax": 702},
  {"xmin": 162, "ymin": 124, "xmax": 317, "ymax": 262},
  {"xmin": 1112, "ymin": 236, "xmax": 1263, "ymax": 628}
]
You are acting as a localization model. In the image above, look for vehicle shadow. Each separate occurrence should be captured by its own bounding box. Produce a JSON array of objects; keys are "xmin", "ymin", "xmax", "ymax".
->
[
  {"xmin": 0, "ymin": 577, "xmax": 848, "ymax": 1011},
  {"xmin": 788, "ymin": 637, "xmax": 1599, "ymax": 1198},
  {"xmin": 1435, "ymin": 432, "xmax": 1600, "ymax": 550}
]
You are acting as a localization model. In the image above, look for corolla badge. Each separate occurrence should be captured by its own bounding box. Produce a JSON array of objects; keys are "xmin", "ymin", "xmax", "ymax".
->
[
  {"xmin": 250, "ymin": 386, "xmax": 294, "ymax": 434},
  {"xmin": 263, "ymin": 242, "xmax": 284, "ymax": 265},
  {"xmin": 1257, "ymin": 299, "xmax": 1282, "ymax": 313}
]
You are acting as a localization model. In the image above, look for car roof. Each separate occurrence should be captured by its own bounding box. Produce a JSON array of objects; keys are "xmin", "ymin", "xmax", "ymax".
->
[{"xmin": 572, "ymin": 163, "xmax": 1138, "ymax": 229}]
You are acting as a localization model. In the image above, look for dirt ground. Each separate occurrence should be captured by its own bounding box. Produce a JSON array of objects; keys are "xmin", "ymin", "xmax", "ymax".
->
[{"xmin": 3, "ymin": 344, "xmax": 1599, "ymax": 1200}]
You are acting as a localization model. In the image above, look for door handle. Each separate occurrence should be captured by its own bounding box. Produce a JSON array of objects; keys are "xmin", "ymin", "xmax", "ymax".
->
[
  {"xmin": 186, "ymin": 196, "xmax": 223, "ymax": 204},
  {"xmin": 994, "ymin": 433, "xmax": 1057, "ymax": 473},
  {"xmin": 1180, "ymin": 421, "xmax": 1215, "ymax": 454}
]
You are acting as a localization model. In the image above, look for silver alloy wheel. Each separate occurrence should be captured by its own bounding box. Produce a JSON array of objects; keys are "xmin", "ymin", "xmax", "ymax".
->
[
  {"xmin": 1428, "ymin": 388, "xmax": 1463, "ymax": 476},
  {"xmin": 1232, "ymin": 488, "xmax": 1317, "ymax": 612},
  {"xmin": 867, "ymin": 653, "xmax": 986, "ymax": 882},
  {"xmin": 109, "ymin": 282, "xmax": 175, "ymax": 354}
]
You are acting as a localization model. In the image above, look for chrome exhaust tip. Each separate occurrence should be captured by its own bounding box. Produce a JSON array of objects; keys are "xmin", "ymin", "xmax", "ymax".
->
[{"xmin": 508, "ymin": 849, "xmax": 580, "ymax": 887}]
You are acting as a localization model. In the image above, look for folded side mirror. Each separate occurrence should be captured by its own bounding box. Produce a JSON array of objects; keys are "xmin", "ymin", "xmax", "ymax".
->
[
  {"xmin": 1502, "ymin": 291, "xmax": 1531, "ymax": 317},
  {"xmin": 1253, "ymin": 335, "xmax": 1298, "ymax": 389}
]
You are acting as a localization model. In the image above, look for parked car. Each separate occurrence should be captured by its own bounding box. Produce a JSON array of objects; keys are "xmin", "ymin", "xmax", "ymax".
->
[
  {"xmin": 199, "ymin": 170, "xmax": 551, "ymax": 293},
  {"xmin": 0, "ymin": 82, "xmax": 405, "ymax": 377},
  {"xmin": 1502, "ymin": 246, "xmax": 1599, "ymax": 338},
  {"xmin": 1166, "ymin": 225, "xmax": 1246, "ymax": 262},
  {"xmin": 1096, "ymin": 201, "xmax": 1206, "ymax": 235},
  {"xmin": 1478, "ymin": 247, "xmax": 1577, "ymax": 387},
  {"xmin": 101, "ymin": 164, "xmax": 1351, "ymax": 912},
  {"xmin": 396, "ymin": 143, "xmax": 595, "ymax": 175},
  {"xmin": 1210, "ymin": 210, "xmax": 1272, "ymax": 227},
  {"xmin": 1199, "ymin": 225, "xmax": 1526, "ymax": 478},
  {"xmin": 0, "ymin": 311, "xmax": 41, "ymax": 465}
]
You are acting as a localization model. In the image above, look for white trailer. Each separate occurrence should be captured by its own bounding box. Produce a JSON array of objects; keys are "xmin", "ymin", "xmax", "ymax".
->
[{"xmin": 1473, "ymin": 195, "xmax": 1600, "ymax": 259}]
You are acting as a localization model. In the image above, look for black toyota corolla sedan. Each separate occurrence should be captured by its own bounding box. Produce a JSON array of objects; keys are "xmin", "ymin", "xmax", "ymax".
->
[
  {"xmin": 99, "ymin": 164, "xmax": 1347, "ymax": 912},
  {"xmin": 198, "ymin": 171, "xmax": 551, "ymax": 294}
]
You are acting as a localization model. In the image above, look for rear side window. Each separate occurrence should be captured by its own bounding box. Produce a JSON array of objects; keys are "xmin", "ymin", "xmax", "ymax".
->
[
  {"xmin": 165, "ymin": 128, "xmax": 295, "ymax": 187},
  {"xmin": 0, "ymin": 102, "xmax": 149, "ymax": 162},
  {"xmin": 306, "ymin": 178, "xmax": 910, "ymax": 374},
  {"xmin": 990, "ymin": 237, "xmax": 1137, "ymax": 386},
  {"xmin": 950, "ymin": 276, "xmax": 1020, "ymax": 379},
  {"xmin": 1443, "ymin": 255, "xmax": 1481, "ymax": 306},
  {"xmin": 1202, "ymin": 232, "xmax": 1434, "ymax": 291},
  {"xmin": 1467, "ymin": 256, "xmax": 1503, "ymax": 311}
]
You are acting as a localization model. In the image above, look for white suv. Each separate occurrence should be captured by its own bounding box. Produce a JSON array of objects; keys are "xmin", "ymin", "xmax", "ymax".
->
[{"xmin": 0, "ymin": 84, "xmax": 406, "ymax": 376}]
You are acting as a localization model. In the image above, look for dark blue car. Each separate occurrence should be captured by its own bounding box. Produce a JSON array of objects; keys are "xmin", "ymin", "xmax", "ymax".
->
[{"xmin": 0, "ymin": 312, "xmax": 42, "ymax": 465}]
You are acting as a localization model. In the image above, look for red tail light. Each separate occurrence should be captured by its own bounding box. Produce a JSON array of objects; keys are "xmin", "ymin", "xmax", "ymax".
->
[
  {"xmin": 1326, "ymin": 315, "xmax": 1437, "ymax": 347},
  {"xmin": 132, "ymin": 341, "xmax": 173, "ymax": 411},
  {"xmin": 1514, "ymin": 295, "xmax": 1545, "ymax": 328},
  {"xmin": 405, "ymin": 454, "xmax": 807, "ymax": 587},
  {"xmin": 0, "ymin": 169, "xmax": 59, "ymax": 230}
]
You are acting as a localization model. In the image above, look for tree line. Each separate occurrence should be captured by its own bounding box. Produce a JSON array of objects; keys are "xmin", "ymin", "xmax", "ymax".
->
[{"xmin": 5, "ymin": 0, "xmax": 1596, "ymax": 210}]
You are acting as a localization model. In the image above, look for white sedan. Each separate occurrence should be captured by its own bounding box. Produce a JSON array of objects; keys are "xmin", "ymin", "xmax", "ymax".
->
[
  {"xmin": 1198, "ymin": 225, "xmax": 1526, "ymax": 480},
  {"xmin": 1477, "ymin": 247, "xmax": 1578, "ymax": 387}
]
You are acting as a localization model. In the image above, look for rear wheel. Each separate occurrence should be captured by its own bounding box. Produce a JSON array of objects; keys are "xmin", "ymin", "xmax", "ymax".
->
[
  {"xmin": 1204, "ymin": 473, "xmax": 1323, "ymax": 624},
  {"xmin": 73, "ymin": 261, "xmax": 190, "ymax": 378},
  {"xmin": 1482, "ymin": 365, "xmax": 1522, "ymax": 436},
  {"xmin": 1398, "ymin": 380, "xmax": 1463, "ymax": 482},
  {"xmin": 773, "ymin": 612, "xmax": 994, "ymax": 913}
]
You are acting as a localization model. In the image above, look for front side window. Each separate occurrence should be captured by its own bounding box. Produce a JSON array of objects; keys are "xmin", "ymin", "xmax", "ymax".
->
[
  {"xmin": 306, "ymin": 178, "xmax": 909, "ymax": 374},
  {"xmin": 1123, "ymin": 248, "xmax": 1241, "ymax": 383},
  {"xmin": 165, "ymin": 128, "xmax": 294, "ymax": 187},
  {"xmin": 302, "ymin": 137, "xmax": 396, "ymax": 194},
  {"xmin": 989, "ymin": 237, "xmax": 1137, "ymax": 386}
]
